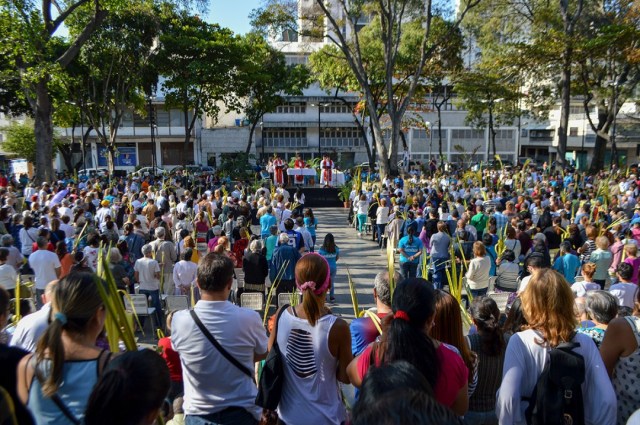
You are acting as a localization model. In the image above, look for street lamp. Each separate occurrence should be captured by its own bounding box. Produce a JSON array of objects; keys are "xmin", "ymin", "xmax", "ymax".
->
[
  {"xmin": 65, "ymin": 100, "xmax": 88, "ymax": 171},
  {"xmin": 147, "ymin": 93, "xmax": 157, "ymax": 173},
  {"xmin": 311, "ymin": 102, "xmax": 331, "ymax": 159},
  {"xmin": 259, "ymin": 121, "xmax": 265, "ymax": 163}
]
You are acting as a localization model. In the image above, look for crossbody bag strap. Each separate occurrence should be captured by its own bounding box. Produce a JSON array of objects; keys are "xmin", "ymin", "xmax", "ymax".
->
[{"xmin": 189, "ymin": 309, "xmax": 253, "ymax": 379}]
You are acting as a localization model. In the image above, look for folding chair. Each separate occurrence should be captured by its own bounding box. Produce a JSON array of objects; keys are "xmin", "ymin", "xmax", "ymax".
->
[
  {"xmin": 487, "ymin": 292, "xmax": 511, "ymax": 313},
  {"xmin": 278, "ymin": 292, "xmax": 301, "ymax": 309},
  {"xmin": 165, "ymin": 295, "xmax": 189, "ymax": 312},
  {"xmin": 125, "ymin": 294, "xmax": 157, "ymax": 337},
  {"xmin": 240, "ymin": 293, "xmax": 264, "ymax": 312}
]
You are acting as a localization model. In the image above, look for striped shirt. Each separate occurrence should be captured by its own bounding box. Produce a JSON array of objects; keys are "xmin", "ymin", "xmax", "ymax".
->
[{"xmin": 467, "ymin": 333, "xmax": 506, "ymax": 411}]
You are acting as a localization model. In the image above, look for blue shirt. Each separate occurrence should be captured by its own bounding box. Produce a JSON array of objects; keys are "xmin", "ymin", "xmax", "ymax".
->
[
  {"xmin": 553, "ymin": 253, "xmax": 581, "ymax": 283},
  {"xmin": 260, "ymin": 213, "xmax": 277, "ymax": 237},
  {"xmin": 397, "ymin": 236, "xmax": 423, "ymax": 264},
  {"xmin": 318, "ymin": 246, "xmax": 339, "ymax": 273},
  {"xmin": 303, "ymin": 217, "xmax": 318, "ymax": 237},
  {"xmin": 270, "ymin": 245, "xmax": 300, "ymax": 281}
]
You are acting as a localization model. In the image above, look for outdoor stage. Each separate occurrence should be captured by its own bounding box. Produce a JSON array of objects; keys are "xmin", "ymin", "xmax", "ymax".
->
[{"xmin": 285, "ymin": 186, "xmax": 342, "ymax": 208}]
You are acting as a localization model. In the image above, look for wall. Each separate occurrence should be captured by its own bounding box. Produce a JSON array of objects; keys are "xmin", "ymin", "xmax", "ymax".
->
[{"xmin": 200, "ymin": 127, "xmax": 251, "ymax": 167}]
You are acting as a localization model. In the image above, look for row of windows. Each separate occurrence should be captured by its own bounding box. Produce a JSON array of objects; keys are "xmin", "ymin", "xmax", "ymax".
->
[
  {"xmin": 451, "ymin": 129, "xmax": 485, "ymax": 139},
  {"xmin": 264, "ymin": 128, "xmax": 307, "ymax": 139},
  {"xmin": 320, "ymin": 128, "xmax": 360, "ymax": 138},
  {"xmin": 319, "ymin": 103, "xmax": 357, "ymax": 114},
  {"xmin": 275, "ymin": 103, "xmax": 306, "ymax": 114},
  {"xmin": 569, "ymin": 105, "xmax": 596, "ymax": 115},
  {"xmin": 320, "ymin": 138, "xmax": 361, "ymax": 147},
  {"xmin": 263, "ymin": 138, "xmax": 308, "ymax": 148}
]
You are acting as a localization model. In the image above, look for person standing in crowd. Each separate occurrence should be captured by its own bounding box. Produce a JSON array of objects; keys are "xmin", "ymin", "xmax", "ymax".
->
[
  {"xmin": 429, "ymin": 221, "xmax": 451, "ymax": 289},
  {"xmin": 318, "ymin": 233, "xmax": 340, "ymax": 303},
  {"xmin": 173, "ymin": 249, "xmax": 198, "ymax": 297},
  {"xmin": 171, "ymin": 253, "xmax": 268, "ymax": 425},
  {"xmin": 0, "ymin": 247, "xmax": 17, "ymax": 297},
  {"xmin": 397, "ymin": 226, "xmax": 423, "ymax": 280},
  {"xmin": 270, "ymin": 233, "xmax": 301, "ymax": 296},
  {"xmin": 134, "ymin": 244, "xmax": 163, "ymax": 326},
  {"xmin": 19, "ymin": 215, "xmax": 39, "ymax": 258},
  {"xmin": 496, "ymin": 268, "xmax": 616, "ymax": 425},
  {"xmin": 589, "ymin": 235, "xmax": 613, "ymax": 289},
  {"xmin": 16, "ymin": 273, "xmax": 112, "ymax": 425},
  {"xmin": 347, "ymin": 278, "xmax": 469, "ymax": 416},
  {"xmin": 553, "ymin": 240, "xmax": 581, "ymax": 284},
  {"xmin": 571, "ymin": 262, "xmax": 601, "ymax": 297},
  {"xmin": 465, "ymin": 297, "xmax": 506, "ymax": 425},
  {"xmin": 259, "ymin": 206, "xmax": 277, "ymax": 240},
  {"xmin": 609, "ymin": 263, "xmax": 638, "ymax": 308},
  {"xmin": 600, "ymin": 288, "xmax": 640, "ymax": 424},
  {"xmin": 10, "ymin": 280, "xmax": 57, "ymax": 353},
  {"xmin": 242, "ymin": 239, "xmax": 269, "ymax": 296},
  {"xmin": 151, "ymin": 227, "xmax": 178, "ymax": 296},
  {"xmin": 157, "ymin": 311, "xmax": 184, "ymax": 403},
  {"xmin": 28, "ymin": 237, "xmax": 61, "ymax": 309},
  {"xmin": 303, "ymin": 208, "xmax": 318, "ymax": 249},
  {"xmin": 355, "ymin": 194, "xmax": 370, "ymax": 238},
  {"xmin": 577, "ymin": 290, "xmax": 618, "ymax": 348},
  {"xmin": 465, "ymin": 241, "xmax": 491, "ymax": 298},
  {"xmin": 375, "ymin": 198, "xmax": 389, "ymax": 249},
  {"xmin": 269, "ymin": 253, "xmax": 352, "ymax": 425},
  {"xmin": 350, "ymin": 271, "xmax": 399, "ymax": 356}
]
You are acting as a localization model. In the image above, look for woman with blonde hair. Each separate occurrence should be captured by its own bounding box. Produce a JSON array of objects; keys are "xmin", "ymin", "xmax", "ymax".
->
[
  {"xmin": 269, "ymin": 253, "xmax": 352, "ymax": 424},
  {"xmin": 589, "ymin": 235, "xmax": 612, "ymax": 289},
  {"xmin": 466, "ymin": 241, "xmax": 491, "ymax": 297},
  {"xmin": 496, "ymin": 268, "xmax": 616, "ymax": 425},
  {"xmin": 17, "ymin": 273, "xmax": 112, "ymax": 424}
]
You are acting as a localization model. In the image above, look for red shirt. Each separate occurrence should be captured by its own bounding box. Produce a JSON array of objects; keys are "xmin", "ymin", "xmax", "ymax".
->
[
  {"xmin": 357, "ymin": 342, "xmax": 468, "ymax": 408},
  {"xmin": 158, "ymin": 337, "xmax": 183, "ymax": 382},
  {"xmin": 0, "ymin": 177, "xmax": 8, "ymax": 187}
]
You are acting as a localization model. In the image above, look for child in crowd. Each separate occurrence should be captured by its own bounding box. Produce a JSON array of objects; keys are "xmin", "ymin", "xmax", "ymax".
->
[{"xmin": 623, "ymin": 244, "xmax": 640, "ymax": 284}]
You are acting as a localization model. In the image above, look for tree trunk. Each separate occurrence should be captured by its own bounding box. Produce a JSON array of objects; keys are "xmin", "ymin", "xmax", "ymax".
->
[
  {"xmin": 183, "ymin": 132, "xmax": 192, "ymax": 166},
  {"xmin": 34, "ymin": 79, "xmax": 55, "ymax": 183},
  {"xmin": 106, "ymin": 145, "xmax": 116, "ymax": 176},
  {"xmin": 245, "ymin": 121, "xmax": 258, "ymax": 154},
  {"xmin": 589, "ymin": 106, "xmax": 611, "ymax": 172},
  {"xmin": 557, "ymin": 51, "xmax": 572, "ymax": 168}
]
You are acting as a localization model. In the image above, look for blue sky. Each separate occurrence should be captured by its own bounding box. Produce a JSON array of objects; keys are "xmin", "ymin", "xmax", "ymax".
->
[{"xmin": 206, "ymin": 0, "xmax": 263, "ymax": 34}]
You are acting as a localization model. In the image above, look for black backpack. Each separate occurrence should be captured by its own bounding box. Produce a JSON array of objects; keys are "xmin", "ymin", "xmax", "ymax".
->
[{"xmin": 524, "ymin": 340, "xmax": 585, "ymax": 425}]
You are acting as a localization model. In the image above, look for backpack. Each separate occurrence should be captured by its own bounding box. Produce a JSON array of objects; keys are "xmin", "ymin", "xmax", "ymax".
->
[{"xmin": 523, "ymin": 339, "xmax": 585, "ymax": 425}]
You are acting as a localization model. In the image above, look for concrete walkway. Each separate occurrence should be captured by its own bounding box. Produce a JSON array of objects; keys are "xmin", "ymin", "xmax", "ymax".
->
[{"xmin": 313, "ymin": 207, "xmax": 384, "ymax": 320}]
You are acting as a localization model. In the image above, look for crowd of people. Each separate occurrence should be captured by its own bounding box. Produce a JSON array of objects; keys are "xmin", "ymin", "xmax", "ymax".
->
[{"xmin": 0, "ymin": 162, "xmax": 638, "ymax": 425}]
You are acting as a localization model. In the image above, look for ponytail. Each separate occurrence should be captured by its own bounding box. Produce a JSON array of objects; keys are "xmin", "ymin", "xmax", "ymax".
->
[
  {"xmin": 302, "ymin": 289, "xmax": 321, "ymax": 326},
  {"xmin": 469, "ymin": 297, "xmax": 505, "ymax": 356},
  {"xmin": 36, "ymin": 318, "xmax": 65, "ymax": 397}
]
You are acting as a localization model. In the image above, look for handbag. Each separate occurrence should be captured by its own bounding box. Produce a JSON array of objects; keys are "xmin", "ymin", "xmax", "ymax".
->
[{"xmin": 255, "ymin": 304, "xmax": 289, "ymax": 410}]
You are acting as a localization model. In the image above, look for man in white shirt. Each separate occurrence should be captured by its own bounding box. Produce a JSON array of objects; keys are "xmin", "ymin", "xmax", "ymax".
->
[
  {"xmin": 171, "ymin": 253, "xmax": 268, "ymax": 423},
  {"xmin": 28, "ymin": 237, "xmax": 61, "ymax": 309},
  {"xmin": 10, "ymin": 280, "xmax": 56, "ymax": 351},
  {"xmin": 0, "ymin": 247, "xmax": 17, "ymax": 296},
  {"xmin": 173, "ymin": 249, "xmax": 198, "ymax": 296},
  {"xmin": 609, "ymin": 263, "xmax": 639, "ymax": 308},
  {"xmin": 58, "ymin": 199, "xmax": 73, "ymax": 218},
  {"xmin": 134, "ymin": 244, "xmax": 162, "ymax": 325}
]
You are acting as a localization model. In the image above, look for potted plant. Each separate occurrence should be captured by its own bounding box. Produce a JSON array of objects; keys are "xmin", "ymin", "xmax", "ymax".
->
[{"xmin": 338, "ymin": 181, "xmax": 353, "ymax": 208}]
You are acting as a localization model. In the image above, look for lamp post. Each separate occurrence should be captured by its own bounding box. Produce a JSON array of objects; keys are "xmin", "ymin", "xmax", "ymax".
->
[
  {"xmin": 147, "ymin": 93, "xmax": 157, "ymax": 174},
  {"xmin": 260, "ymin": 121, "xmax": 265, "ymax": 163},
  {"xmin": 425, "ymin": 121, "xmax": 432, "ymax": 160},
  {"xmin": 311, "ymin": 102, "xmax": 331, "ymax": 159},
  {"xmin": 611, "ymin": 87, "xmax": 619, "ymax": 168}
]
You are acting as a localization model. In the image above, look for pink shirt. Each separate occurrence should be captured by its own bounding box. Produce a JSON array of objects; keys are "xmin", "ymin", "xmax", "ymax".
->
[{"xmin": 357, "ymin": 342, "xmax": 468, "ymax": 407}]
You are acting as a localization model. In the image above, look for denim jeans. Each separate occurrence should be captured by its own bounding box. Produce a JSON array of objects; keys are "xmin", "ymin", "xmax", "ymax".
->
[
  {"xmin": 377, "ymin": 224, "xmax": 386, "ymax": 248},
  {"xmin": 464, "ymin": 410, "xmax": 498, "ymax": 425},
  {"xmin": 139, "ymin": 289, "xmax": 163, "ymax": 327},
  {"xmin": 469, "ymin": 288, "xmax": 488, "ymax": 298},
  {"xmin": 357, "ymin": 214, "xmax": 367, "ymax": 233},
  {"xmin": 400, "ymin": 262, "xmax": 418, "ymax": 280},
  {"xmin": 431, "ymin": 258, "xmax": 448, "ymax": 289},
  {"xmin": 329, "ymin": 269, "xmax": 337, "ymax": 299},
  {"xmin": 185, "ymin": 407, "xmax": 257, "ymax": 425}
]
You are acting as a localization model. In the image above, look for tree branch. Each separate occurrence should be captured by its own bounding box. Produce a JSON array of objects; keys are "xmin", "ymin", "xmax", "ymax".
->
[{"xmin": 57, "ymin": 2, "xmax": 108, "ymax": 68}]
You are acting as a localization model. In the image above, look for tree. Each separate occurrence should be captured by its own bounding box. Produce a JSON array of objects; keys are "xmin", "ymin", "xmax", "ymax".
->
[
  {"xmin": 0, "ymin": 0, "xmax": 207, "ymax": 182},
  {"xmin": 237, "ymin": 32, "xmax": 310, "ymax": 155},
  {"xmin": 454, "ymin": 67, "xmax": 523, "ymax": 160},
  {"xmin": 575, "ymin": 0, "xmax": 640, "ymax": 171},
  {"xmin": 157, "ymin": 11, "xmax": 244, "ymax": 164},
  {"xmin": 0, "ymin": 119, "xmax": 62, "ymax": 163},
  {"xmin": 72, "ymin": 6, "xmax": 160, "ymax": 174},
  {"xmin": 252, "ymin": 0, "xmax": 480, "ymax": 179}
]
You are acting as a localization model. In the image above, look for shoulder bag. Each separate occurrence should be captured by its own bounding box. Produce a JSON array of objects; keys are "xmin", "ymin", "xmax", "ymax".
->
[{"xmin": 255, "ymin": 305, "xmax": 289, "ymax": 410}]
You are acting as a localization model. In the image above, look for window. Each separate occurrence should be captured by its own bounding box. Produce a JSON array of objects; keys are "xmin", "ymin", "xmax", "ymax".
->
[
  {"xmin": 320, "ymin": 127, "xmax": 362, "ymax": 147},
  {"xmin": 569, "ymin": 127, "xmax": 579, "ymax": 137},
  {"xmin": 275, "ymin": 102, "xmax": 306, "ymax": 114},
  {"xmin": 451, "ymin": 129, "xmax": 484, "ymax": 139},
  {"xmin": 570, "ymin": 105, "xmax": 595, "ymax": 116},
  {"xmin": 319, "ymin": 103, "xmax": 356, "ymax": 114},
  {"xmin": 281, "ymin": 29, "xmax": 299, "ymax": 42},
  {"xmin": 530, "ymin": 129, "xmax": 554, "ymax": 142},
  {"xmin": 263, "ymin": 128, "xmax": 307, "ymax": 148}
]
